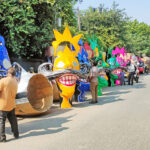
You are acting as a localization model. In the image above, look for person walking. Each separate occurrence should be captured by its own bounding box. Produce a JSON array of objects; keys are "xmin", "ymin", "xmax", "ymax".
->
[
  {"xmin": 0, "ymin": 67, "xmax": 19, "ymax": 142},
  {"xmin": 89, "ymin": 61, "xmax": 99, "ymax": 104}
]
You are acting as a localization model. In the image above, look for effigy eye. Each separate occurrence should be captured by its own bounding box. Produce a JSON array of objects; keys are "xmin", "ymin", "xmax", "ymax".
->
[
  {"xmin": 56, "ymin": 61, "xmax": 65, "ymax": 68},
  {"xmin": 73, "ymin": 61, "xmax": 78, "ymax": 67}
]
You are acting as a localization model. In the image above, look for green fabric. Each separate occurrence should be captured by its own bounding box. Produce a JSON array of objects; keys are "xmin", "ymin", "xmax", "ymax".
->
[
  {"xmin": 97, "ymin": 76, "xmax": 108, "ymax": 96},
  {"xmin": 89, "ymin": 34, "xmax": 100, "ymax": 57},
  {"xmin": 110, "ymin": 73, "xmax": 118, "ymax": 87},
  {"xmin": 107, "ymin": 47, "xmax": 120, "ymax": 86}
]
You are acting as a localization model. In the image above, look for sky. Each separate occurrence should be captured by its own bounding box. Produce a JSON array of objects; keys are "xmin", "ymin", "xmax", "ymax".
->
[{"xmin": 74, "ymin": 0, "xmax": 150, "ymax": 25}]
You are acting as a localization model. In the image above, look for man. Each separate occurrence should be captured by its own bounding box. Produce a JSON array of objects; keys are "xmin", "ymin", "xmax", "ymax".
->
[
  {"xmin": 89, "ymin": 61, "xmax": 99, "ymax": 104},
  {"xmin": 127, "ymin": 61, "xmax": 135, "ymax": 85},
  {"xmin": 0, "ymin": 67, "xmax": 19, "ymax": 142}
]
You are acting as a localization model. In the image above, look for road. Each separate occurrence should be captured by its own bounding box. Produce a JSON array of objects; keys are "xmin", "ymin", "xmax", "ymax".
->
[{"xmin": 1, "ymin": 75, "xmax": 150, "ymax": 150}]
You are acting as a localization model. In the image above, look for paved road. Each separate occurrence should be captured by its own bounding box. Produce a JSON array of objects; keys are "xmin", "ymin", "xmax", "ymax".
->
[{"xmin": 1, "ymin": 75, "xmax": 150, "ymax": 150}]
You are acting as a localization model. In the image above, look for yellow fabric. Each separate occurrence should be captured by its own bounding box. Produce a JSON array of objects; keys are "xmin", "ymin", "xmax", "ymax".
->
[
  {"xmin": 52, "ymin": 26, "xmax": 82, "ymax": 56},
  {"xmin": 0, "ymin": 76, "xmax": 18, "ymax": 111},
  {"xmin": 52, "ymin": 26, "xmax": 81, "ymax": 108},
  {"xmin": 95, "ymin": 47, "xmax": 98, "ymax": 57}
]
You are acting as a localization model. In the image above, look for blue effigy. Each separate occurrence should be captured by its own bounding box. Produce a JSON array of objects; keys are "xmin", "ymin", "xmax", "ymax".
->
[
  {"xmin": 76, "ymin": 80, "xmax": 90, "ymax": 102},
  {"xmin": 73, "ymin": 39, "xmax": 91, "ymax": 102},
  {"xmin": 0, "ymin": 35, "xmax": 11, "ymax": 77},
  {"xmin": 78, "ymin": 46, "xmax": 88, "ymax": 63}
]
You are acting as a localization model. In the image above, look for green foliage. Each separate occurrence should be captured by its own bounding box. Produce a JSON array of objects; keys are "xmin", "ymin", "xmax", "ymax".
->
[
  {"xmin": 127, "ymin": 20, "xmax": 150, "ymax": 55},
  {"xmin": 80, "ymin": 2, "xmax": 150, "ymax": 56},
  {"xmin": 0, "ymin": 1, "xmax": 36, "ymax": 58},
  {"xmin": 0, "ymin": 0, "xmax": 150, "ymax": 58},
  {"xmin": 80, "ymin": 2, "xmax": 130, "ymax": 51},
  {"xmin": 0, "ymin": 0, "xmax": 76, "ymax": 58}
]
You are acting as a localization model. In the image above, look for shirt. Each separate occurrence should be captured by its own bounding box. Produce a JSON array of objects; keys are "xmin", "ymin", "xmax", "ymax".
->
[
  {"xmin": 89, "ymin": 66, "xmax": 99, "ymax": 82},
  {"xmin": 120, "ymin": 71, "xmax": 125, "ymax": 80},
  {"xmin": 0, "ymin": 76, "xmax": 18, "ymax": 111},
  {"xmin": 127, "ymin": 64, "xmax": 135, "ymax": 73}
]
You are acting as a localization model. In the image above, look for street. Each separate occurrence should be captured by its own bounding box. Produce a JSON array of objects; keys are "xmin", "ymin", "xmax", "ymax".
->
[{"xmin": 1, "ymin": 75, "xmax": 150, "ymax": 150}]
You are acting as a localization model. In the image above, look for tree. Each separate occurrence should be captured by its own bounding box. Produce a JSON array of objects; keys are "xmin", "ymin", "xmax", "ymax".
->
[
  {"xmin": 80, "ymin": 2, "xmax": 130, "ymax": 51},
  {"xmin": 0, "ymin": 0, "xmax": 77, "ymax": 58},
  {"xmin": 130, "ymin": 20, "xmax": 150, "ymax": 56}
]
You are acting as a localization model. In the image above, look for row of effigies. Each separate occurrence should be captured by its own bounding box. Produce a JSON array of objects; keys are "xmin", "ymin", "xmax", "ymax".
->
[
  {"xmin": 0, "ymin": 27, "xmax": 87, "ymax": 115},
  {"xmin": 0, "ymin": 26, "xmax": 149, "ymax": 116}
]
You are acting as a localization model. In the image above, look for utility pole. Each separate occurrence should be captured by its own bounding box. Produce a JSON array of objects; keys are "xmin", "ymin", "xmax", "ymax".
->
[
  {"xmin": 77, "ymin": 7, "xmax": 81, "ymax": 31},
  {"xmin": 75, "ymin": 0, "xmax": 83, "ymax": 31}
]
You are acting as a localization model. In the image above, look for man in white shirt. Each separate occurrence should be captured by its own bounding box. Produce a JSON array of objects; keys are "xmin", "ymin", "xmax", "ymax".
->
[{"xmin": 127, "ymin": 61, "xmax": 136, "ymax": 85}]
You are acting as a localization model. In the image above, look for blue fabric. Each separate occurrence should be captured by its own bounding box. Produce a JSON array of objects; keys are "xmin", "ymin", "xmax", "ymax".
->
[
  {"xmin": 120, "ymin": 71, "xmax": 125, "ymax": 80},
  {"xmin": 77, "ymin": 80, "xmax": 90, "ymax": 102},
  {"xmin": 78, "ymin": 46, "xmax": 90, "ymax": 65},
  {"xmin": 78, "ymin": 38, "xmax": 84, "ymax": 46},
  {"xmin": 47, "ymin": 56, "xmax": 52, "ymax": 63},
  {"xmin": 0, "ymin": 35, "xmax": 11, "ymax": 76}
]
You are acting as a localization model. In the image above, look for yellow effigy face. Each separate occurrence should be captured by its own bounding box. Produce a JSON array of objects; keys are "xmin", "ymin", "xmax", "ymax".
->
[
  {"xmin": 53, "ymin": 46, "xmax": 79, "ymax": 97},
  {"xmin": 52, "ymin": 26, "xmax": 82, "ymax": 108}
]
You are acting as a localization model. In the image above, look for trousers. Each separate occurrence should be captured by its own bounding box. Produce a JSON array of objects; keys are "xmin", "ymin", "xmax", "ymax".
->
[
  {"xmin": 0, "ymin": 109, "xmax": 19, "ymax": 140},
  {"xmin": 90, "ymin": 82, "xmax": 98, "ymax": 102},
  {"xmin": 120, "ymin": 78, "xmax": 125, "ymax": 85},
  {"xmin": 128, "ymin": 72, "xmax": 134, "ymax": 85}
]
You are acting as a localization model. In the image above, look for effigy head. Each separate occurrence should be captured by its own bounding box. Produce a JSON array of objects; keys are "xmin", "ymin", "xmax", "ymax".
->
[
  {"xmin": 0, "ymin": 35, "xmax": 11, "ymax": 76},
  {"xmin": 131, "ymin": 55, "xmax": 138, "ymax": 66},
  {"xmin": 89, "ymin": 34, "xmax": 100, "ymax": 57},
  {"xmin": 84, "ymin": 42, "xmax": 94, "ymax": 59},
  {"xmin": 112, "ymin": 47, "xmax": 127, "ymax": 67},
  {"xmin": 96, "ymin": 51, "xmax": 109, "ymax": 68},
  {"xmin": 78, "ymin": 45, "xmax": 91, "ymax": 74},
  {"xmin": 52, "ymin": 26, "xmax": 82, "ymax": 108},
  {"xmin": 107, "ymin": 47, "xmax": 120, "ymax": 68},
  {"xmin": 116, "ymin": 55, "xmax": 126, "ymax": 67},
  {"xmin": 107, "ymin": 57, "xmax": 116, "ymax": 68}
]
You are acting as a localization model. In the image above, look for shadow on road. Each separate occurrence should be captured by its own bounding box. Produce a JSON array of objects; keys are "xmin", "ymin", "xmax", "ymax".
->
[
  {"xmin": 73, "ymin": 94, "xmax": 124, "ymax": 108},
  {"xmin": 5, "ymin": 77, "xmax": 147, "ymax": 142},
  {"xmin": 6, "ymin": 114, "xmax": 74, "ymax": 140},
  {"xmin": 103, "ymin": 83, "xmax": 146, "ymax": 93},
  {"xmin": 103, "ymin": 90, "xmax": 130, "ymax": 96},
  {"xmin": 73, "ymin": 82, "xmax": 146, "ymax": 108},
  {"xmin": 98, "ymin": 96, "xmax": 124, "ymax": 105}
]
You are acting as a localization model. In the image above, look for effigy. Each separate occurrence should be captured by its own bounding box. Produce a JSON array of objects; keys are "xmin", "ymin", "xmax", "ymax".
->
[
  {"xmin": 137, "ymin": 56, "xmax": 145, "ymax": 74},
  {"xmin": 112, "ymin": 47, "xmax": 127, "ymax": 67},
  {"xmin": 0, "ymin": 35, "xmax": 11, "ymax": 77},
  {"xmin": 74, "ymin": 39, "xmax": 91, "ymax": 102},
  {"xmin": 141, "ymin": 56, "xmax": 150, "ymax": 73},
  {"xmin": 111, "ymin": 47, "xmax": 128, "ymax": 85},
  {"xmin": 89, "ymin": 34, "xmax": 110, "ymax": 95},
  {"xmin": 107, "ymin": 48, "xmax": 120, "ymax": 86},
  {"xmin": 0, "ymin": 36, "xmax": 53, "ymax": 115},
  {"xmin": 52, "ymin": 26, "xmax": 86, "ymax": 108},
  {"xmin": 84, "ymin": 42, "xmax": 94, "ymax": 59},
  {"xmin": 89, "ymin": 34, "xmax": 100, "ymax": 58},
  {"xmin": 95, "ymin": 46, "xmax": 109, "ymax": 96}
]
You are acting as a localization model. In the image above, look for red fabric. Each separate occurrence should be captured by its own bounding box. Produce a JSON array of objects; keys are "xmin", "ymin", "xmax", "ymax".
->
[{"xmin": 84, "ymin": 42, "xmax": 94, "ymax": 58}]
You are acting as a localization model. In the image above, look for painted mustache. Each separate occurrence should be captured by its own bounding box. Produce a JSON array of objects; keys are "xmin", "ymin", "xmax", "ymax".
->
[{"xmin": 40, "ymin": 69, "xmax": 87, "ymax": 80}]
